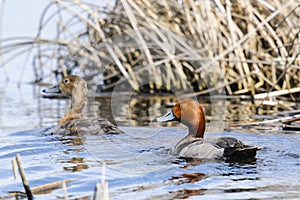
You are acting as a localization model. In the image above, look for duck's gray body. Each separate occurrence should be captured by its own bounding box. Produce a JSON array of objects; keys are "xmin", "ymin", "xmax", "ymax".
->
[{"xmin": 174, "ymin": 135, "xmax": 260, "ymax": 159}]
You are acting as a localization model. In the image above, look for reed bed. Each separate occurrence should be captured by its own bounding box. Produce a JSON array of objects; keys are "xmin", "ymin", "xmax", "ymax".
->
[{"xmin": 1, "ymin": 0, "xmax": 300, "ymax": 98}]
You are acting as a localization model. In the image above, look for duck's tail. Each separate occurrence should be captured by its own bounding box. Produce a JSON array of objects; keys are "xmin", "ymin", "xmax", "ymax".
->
[{"xmin": 223, "ymin": 146, "xmax": 262, "ymax": 160}]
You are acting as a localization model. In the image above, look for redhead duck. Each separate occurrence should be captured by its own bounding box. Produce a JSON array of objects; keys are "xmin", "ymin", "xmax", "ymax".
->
[
  {"xmin": 153, "ymin": 100, "xmax": 261, "ymax": 160},
  {"xmin": 43, "ymin": 75, "xmax": 122, "ymax": 135}
]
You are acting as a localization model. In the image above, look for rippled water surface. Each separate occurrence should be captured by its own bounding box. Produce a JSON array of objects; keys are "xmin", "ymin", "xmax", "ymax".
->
[{"xmin": 1, "ymin": 83, "xmax": 300, "ymax": 199}]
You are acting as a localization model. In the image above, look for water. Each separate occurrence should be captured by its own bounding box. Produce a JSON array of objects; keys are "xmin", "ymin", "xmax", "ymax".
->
[
  {"xmin": 1, "ymin": 1, "xmax": 300, "ymax": 198},
  {"xmin": 0, "ymin": 83, "xmax": 300, "ymax": 199}
]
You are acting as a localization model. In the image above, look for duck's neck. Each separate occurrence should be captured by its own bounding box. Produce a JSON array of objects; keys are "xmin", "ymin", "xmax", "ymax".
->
[
  {"xmin": 186, "ymin": 109, "xmax": 205, "ymax": 138},
  {"xmin": 70, "ymin": 91, "xmax": 86, "ymax": 114},
  {"xmin": 188, "ymin": 122, "xmax": 205, "ymax": 138},
  {"xmin": 58, "ymin": 88, "xmax": 87, "ymax": 127}
]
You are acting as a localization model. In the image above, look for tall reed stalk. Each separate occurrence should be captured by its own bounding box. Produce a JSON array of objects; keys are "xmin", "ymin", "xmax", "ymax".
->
[{"xmin": 0, "ymin": 0, "xmax": 299, "ymax": 98}]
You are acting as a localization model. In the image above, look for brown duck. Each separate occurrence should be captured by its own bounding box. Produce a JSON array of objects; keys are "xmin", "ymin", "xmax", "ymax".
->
[{"xmin": 43, "ymin": 75, "xmax": 122, "ymax": 135}]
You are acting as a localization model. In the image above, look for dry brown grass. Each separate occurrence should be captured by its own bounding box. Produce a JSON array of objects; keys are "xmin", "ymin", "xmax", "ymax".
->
[{"xmin": 1, "ymin": 0, "xmax": 300, "ymax": 98}]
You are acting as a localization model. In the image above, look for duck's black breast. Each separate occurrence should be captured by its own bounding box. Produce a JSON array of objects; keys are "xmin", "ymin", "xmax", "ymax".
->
[{"xmin": 57, "ymin": 118, "xmax": 123, "ymax": 135}]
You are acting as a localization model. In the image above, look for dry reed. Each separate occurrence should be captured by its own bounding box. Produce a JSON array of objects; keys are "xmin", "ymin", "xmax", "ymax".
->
[{"xmin": 0, "ymin": 0, "xmax": 300, "ymax": 99}]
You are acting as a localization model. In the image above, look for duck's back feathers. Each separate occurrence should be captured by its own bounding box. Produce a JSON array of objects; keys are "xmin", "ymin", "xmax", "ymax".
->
[
  {"xmin": 213, "ymin": 137, "xmax": 244, "ymax": 148},
  {"xmin": 213, "ymin": 137, "xmax": 261, "ymax": 159}
]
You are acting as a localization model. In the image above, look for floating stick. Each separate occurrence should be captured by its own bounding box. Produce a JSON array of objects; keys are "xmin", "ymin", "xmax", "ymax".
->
[{"xmin": 282, "ymin": 124, "xmax": 300, "ymax": 131}]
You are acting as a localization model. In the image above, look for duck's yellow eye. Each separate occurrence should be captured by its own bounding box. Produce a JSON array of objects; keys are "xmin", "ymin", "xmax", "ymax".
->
[{"xmin": 64, "ymin": 79, "xmax": 69, "ymax": 84}]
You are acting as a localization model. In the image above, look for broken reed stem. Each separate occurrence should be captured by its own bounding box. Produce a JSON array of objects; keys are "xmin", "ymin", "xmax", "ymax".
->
[
  {"xmin": 92, "ymin": 183, "xmax": 101, "ymax": 200},
  {"xmin": 101, "ymin": 162, "xmax": 106, "ymax": 184},
  {"xmin": 100, "ymin": 182, "xmax": 109, "ymax": 200},
  {"xmin": 254, "ymin": 87, "xmax": 300, "ymax": 99},
  {"xmin": 92, "ymin": 162, "xmax": 109, "ymax": 200},
  {"xmin": 12, "ymin": 157, "xmax": 18, "ymax": 179},
  {"xmin": 62, "ymin": 181, "xmax": 69, "ymax": 200},
  {"xmin": 101, "ymin": 162, "xmax": 109, "ymax": 200},
  {"xmin": 15, "ymin": 154, "xmax": 34, "ymax": 200}
]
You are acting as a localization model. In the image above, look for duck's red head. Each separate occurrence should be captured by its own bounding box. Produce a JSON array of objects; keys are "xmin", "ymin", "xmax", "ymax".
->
[{"xmin": 153, "ymin": 100, "xmax": 205, "ymax": 138}]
